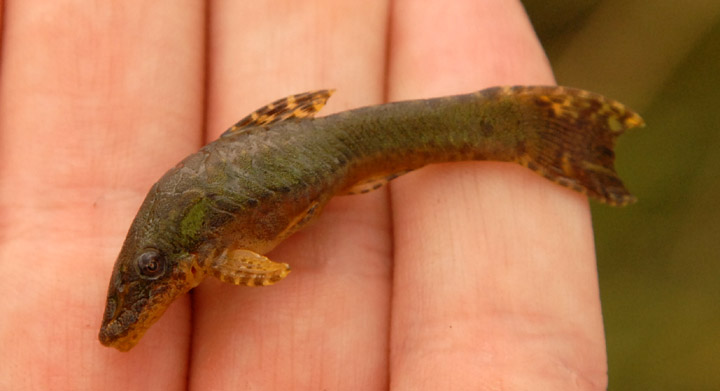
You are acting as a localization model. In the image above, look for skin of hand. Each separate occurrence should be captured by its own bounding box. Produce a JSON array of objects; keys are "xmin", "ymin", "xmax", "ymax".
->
[{"xmin": 0, "ymin": 0, "xmax": 607, "ymax": 390}]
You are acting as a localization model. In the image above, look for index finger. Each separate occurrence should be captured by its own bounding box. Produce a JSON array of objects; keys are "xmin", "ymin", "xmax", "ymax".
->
[{"xmin": 0, "ymin": 1, "xmax": 204, "ymax": 388}]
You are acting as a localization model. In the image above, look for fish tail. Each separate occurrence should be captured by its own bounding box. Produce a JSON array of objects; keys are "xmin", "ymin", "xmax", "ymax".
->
[{"xmin": 508, "ymin": 86, "xmax": 644, "ymax": 205}]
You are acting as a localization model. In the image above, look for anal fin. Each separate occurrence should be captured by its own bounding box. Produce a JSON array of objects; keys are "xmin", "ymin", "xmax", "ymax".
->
[
  {"xmin": 275, "ymin": 201, "xmax": 321, "ymax": 241},
  {"xmin": 344, "ymin": 170, "xmax": 413, "ymax": 195}
]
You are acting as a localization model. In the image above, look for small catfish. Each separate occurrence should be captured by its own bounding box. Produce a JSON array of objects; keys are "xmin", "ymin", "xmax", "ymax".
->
[{"xmin": 99, "ymin": 86, "xmax": 643, "ymax": 351}]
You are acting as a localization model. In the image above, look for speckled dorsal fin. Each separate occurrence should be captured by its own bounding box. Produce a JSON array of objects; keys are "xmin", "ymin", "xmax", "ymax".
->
[
  {"xmin": 344, "ymin": 170, "xmax": 413, "ymax": 195},
  {"xmin": 222, "ymin": 89, "xmax": 335, "ymax": 136}
]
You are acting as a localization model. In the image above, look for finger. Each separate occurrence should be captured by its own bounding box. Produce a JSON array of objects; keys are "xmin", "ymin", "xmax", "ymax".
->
[
  {"xmin": 388, "ymin": 0, "xmax": 607, "ymax": 389},
  {"xmin": 190, "ymin": 1, "xmax": 392, "ymax": 390},
  {"xmin": 0, "ymin": 1, "xmax": 204, "ymax": 388}
]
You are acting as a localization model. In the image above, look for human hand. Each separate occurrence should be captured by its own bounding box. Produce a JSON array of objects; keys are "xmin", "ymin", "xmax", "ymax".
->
[{"xmin": 0, "ymin": 1, "xmax": 607, "ymax": 389}]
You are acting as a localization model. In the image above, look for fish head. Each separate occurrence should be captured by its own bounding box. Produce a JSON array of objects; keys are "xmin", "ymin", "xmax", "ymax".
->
[{"xmin": 99, "ymin": 185, "xmax": 205, "ymax": 351}]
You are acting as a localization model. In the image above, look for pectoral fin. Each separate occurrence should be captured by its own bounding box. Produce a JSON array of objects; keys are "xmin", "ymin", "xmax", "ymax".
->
[
  {"xmin": 210, "ymin": 249, "xmax": 291, "ymax": 287},
  {"xmin": 223, "ymin": 89, "xmax": 335, "ymax": 136}
]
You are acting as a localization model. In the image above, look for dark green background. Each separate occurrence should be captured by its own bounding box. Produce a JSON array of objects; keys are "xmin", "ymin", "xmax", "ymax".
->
[{"xmin": 522, "ymin": 1, "xmax": 720, "ymax": 389}]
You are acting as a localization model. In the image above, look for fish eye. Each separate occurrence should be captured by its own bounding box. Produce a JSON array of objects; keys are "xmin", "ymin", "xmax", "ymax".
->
[{"xmin": 136, "ymin": 250, "xmax": 165, "ymax": 279}]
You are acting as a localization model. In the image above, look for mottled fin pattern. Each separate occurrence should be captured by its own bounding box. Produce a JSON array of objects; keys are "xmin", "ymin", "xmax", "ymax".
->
[
  {"xmin": 506, "ymin": 86, "xmax": 644, "ymax": 206},
  {"xmin": 210, "ymin": 249, "xmax": 291, "ymax": 287},
  {"xmin": 222, "ymin": 89, "xmax": 335, "ymax": 136},
  {"xmin": 344, "ymin": 170, "xmax": 413, "ymax": 194}
]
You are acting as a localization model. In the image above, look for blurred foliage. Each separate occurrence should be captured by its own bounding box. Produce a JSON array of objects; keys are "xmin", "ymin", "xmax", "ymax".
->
[{"xmin": 522, "ymin": 0, "xmax": 720, "ymax": 389}]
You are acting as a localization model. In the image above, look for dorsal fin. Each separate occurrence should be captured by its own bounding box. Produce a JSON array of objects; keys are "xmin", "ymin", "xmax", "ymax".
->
[{"xmin": 222, "ymin": 89, "xmax": 335, "ymax": 136}]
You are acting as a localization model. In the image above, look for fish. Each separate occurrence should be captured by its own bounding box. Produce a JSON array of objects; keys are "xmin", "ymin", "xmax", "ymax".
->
[{"xmin": 99, "ymin": 86, "xmax": 644, "ymax": 351}]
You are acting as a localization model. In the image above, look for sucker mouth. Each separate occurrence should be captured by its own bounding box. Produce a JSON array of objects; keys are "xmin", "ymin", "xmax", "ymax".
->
[
  {"xmin": 99, "ymin": 291, "xmax": 169, "ymax": 351},
  {"xmin": 99, "ymin": 290, "xmax": 142, "ymax": 348},
  {"xmin": 99, "ymin": 311, "xmax": 133, "ymax": 345},
  {"xmin": 98, "ymin": 325, "xmax": 119, "ymax": 346},
  {"xmin": 98, "ymin": 309, "xmax": 144, "ymax": 351},
  {"xmin": 99, "ymin": 325, "xmax": 141, "ymax": 351},
  {"xmin": 98, "ymin": 254, "xmax": 202, "ymax": 351}
]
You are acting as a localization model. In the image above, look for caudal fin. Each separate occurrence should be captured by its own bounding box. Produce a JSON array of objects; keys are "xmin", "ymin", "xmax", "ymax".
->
[{"xmin": 509, "ymin": 86, "xmax": 644, "ymax": 206}]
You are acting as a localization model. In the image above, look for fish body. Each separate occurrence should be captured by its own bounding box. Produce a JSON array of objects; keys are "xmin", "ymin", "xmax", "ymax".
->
[{"xmin": 99, "ymin": 86, "xmax": 643, "ymax": 351}]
